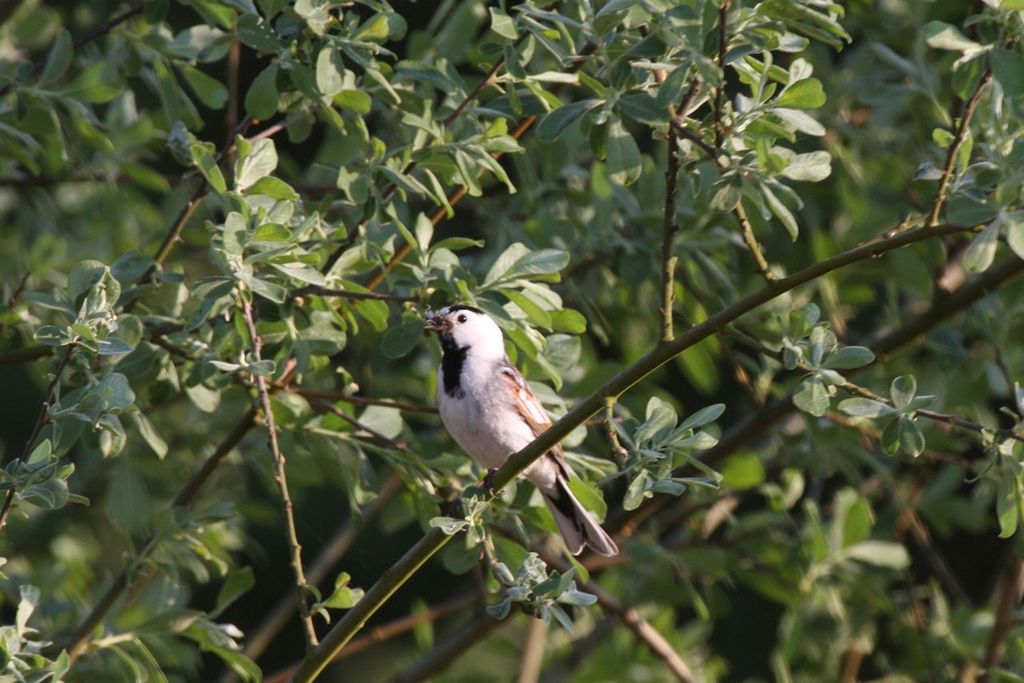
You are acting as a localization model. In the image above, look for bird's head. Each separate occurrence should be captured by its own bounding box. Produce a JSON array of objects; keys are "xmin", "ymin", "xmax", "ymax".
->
[{"xmin": 425, "ymin": 305, "xmax": 504, "ymax": 356}]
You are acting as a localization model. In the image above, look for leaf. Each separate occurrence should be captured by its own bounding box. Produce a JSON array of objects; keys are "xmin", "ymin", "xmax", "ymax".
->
[
  {"xmin": 567, "ymin": 477, "xmax": 607, "ymax": 521},
  {"xmin": 991, "ymin": 49, "xmax": 1024, "ymax": 99},
  {"xmin": 97, "ymin": 373, "xmax": 136, "ymax": 411},
  {"xmin": 316, "ymin": 46, "xmax": 345, "ymax": 97},
  {"xmin": 923, "ymin": 21, "xmax": 982, "ymax": 52},
  {"xmin": 489, "ymin": 8, "xmax": 517, "ymax": 39},
  {"xmin": 535, "ymin": 100, "xmax": 600, "ymax": 142},
  {"xmin": 963, "ymin": 220, "xmax": 1000, "ymax": 273},
  {"xmin": 180, "ymin": 65, "xmax": 229, "ymax": 108},
  {"xmin": 64, "ymin": 62, "xmax": 122, "ymax": 103},
  {"xmin": 245, "ymin": 62, "xmax": 279, "ymax": 120},
  {"xmin": 760, "ymin": 184, "xmax": 800, "ymax": 240},
  {"xmin": 775, "ymin": 79, "xmax": 826, "ymax": 110},
  {"xmin": 838, "ymin": 398, "xmax": 895, "ymax": 418},
  {"xmin": 890, "ymin": 375, "xmax": 916, "ymax": 411},
  {"xmin": 722, "ymin": 453, "xmax": 765, "ymax": 490},
  {"xmin": 997, "ymin": 470, "xmax": 1021, "ymax": 538},
  {"xmin": 843, "ymin": 540, "xmax": 910, "ymax": 569},
  {"xmin": 772, "ymin": 108, "xmax": 825, "ymax": 136},
  {"xmin": 484, "ymin": 243, "xmax": 569, "ymax": 286},
  {"xmin": 825, "ymin": 346, "xmax": 875, "ymax": 369},
  {"xmin": 16, "ymin": 584, "xmax": 39, "ymax": 634},
  {"xmin": 501, "ymin": 288, "xmax": 552, "ymax": 328},
  {"xmin": 679, "ymin": 403, "xmax": 726, "ymax": 431},
  {"xmin": 1005, "ymin": 212, "xmax": 1024, "ymax": 260},
  {"xmin": 635, "ymin": 396, "xmax": 677, "ymax": 443},
  {"xmin": 191, "ymin": 142, "xmax": 226, "ymax": 194},
  {"xmin": 898, "ymin": 416, "xmax": 925, "ymax": 458},
  {"xmin": 606, "ymin": 117, "xmax": 642, "ymax": 186},
  {"xmin": 235, "ymin": 138, "xmax": 278, "ymax": 192},
  {"xmin": 211, "ymin": 568, "xmax": 256, "ymax": 619},
  {"xmin": 337, "ymin": 90, "xmax": 372, "ymax": 114},
  {"xmin": 40, "ymin": 28, "xmax": 73, "ymax": 87},
  {"xmin": 623, "ymin": 470, "xmax": 652, "ymax": 511},
  {"xmin": 381, "ymin": 319, "xmax": 424, "ymax": 359},
  {"xmin": 793, "ymin": 377, "xmax": 829, "ymax": 417},
  {"xmin": 781, "ymin": 151, "xmax": 832, "ymax": 182}
]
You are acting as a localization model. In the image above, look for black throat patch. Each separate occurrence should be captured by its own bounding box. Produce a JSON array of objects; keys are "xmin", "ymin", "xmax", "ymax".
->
[{"xmin": 439, "ymin": 333, "xmax": 468, "ymax": 398}]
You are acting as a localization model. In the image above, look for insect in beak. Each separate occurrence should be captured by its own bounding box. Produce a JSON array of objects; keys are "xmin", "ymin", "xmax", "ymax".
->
[{"xmin": 424, "ymin": 310, "xmax": 449, "ymax": 333}]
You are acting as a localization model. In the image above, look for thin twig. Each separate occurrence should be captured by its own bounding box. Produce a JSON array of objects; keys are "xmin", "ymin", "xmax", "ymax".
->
[
  {"xmin": 66, "ymin": 409, "xmax": 257, "ymax": 662},
  {"xmin": 389, "ymin": 611, "xmax": 509, "ymax": 683},
  {"xmin": 605, "ymin": 398, "xmax": 628, "ymax": 465},
  {"xmin": 0, "ymin": 346, "xmax": 74, "ymax": 530},
  {"xmin": 535, "ymin": 546, "xmax": 697, "ymax": 683},
  {"xmin": 927, "ymin": 71, "xmax": 993, "ymax": 227},
  {"xmin": 241, "ymin": 297, "xmax": 318, "ymax": 649},
  {"xmin": 734, "ymin": 202, "xmax": 775, "ymax": 281},
  {"xmin": 289, "ymin": 285, "xmax": 416, "ymax": 302},
  {"xmin": 262, "ymin": 590, "xmax": 480, "ymax": 683},
  {"xmin": 287, "ymin": 386, "xmax": 438, "ymax": 414},
  {"xmin": 714, "ymin": 0, "xmax": 731, "ymax": 152},
  {"xmin": 219, "ymin": 476, "xmax": 404, "ymax": 683},
  {"xmin": 661, "ymin": 111, "xmax": 682, "ymax": 341},
  {"xmin": 0, "ymin": 3, "xmax": 144, "ymax": 97},
  {"xmin": 976, "ymin": 557, "xmax": 1024, "ymax": 682},
  {"xmin": 516, "ymin": 616, "xmax": 548, "ymax": 683}
]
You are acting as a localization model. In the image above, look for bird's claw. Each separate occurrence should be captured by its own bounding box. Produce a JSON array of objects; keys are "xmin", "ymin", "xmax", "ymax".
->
[
  {"xmin": 483, "ymin": 468, "xmax": 499, "ymax": 496},
  {"xmin": 440, "ymin": 496, "xmax": 464, "ymax": 519}
]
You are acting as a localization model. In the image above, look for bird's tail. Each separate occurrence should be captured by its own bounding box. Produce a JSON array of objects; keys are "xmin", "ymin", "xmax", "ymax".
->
[{"xmin": 542, "ymin": 477, "xmax": 619, "ymax": 557}]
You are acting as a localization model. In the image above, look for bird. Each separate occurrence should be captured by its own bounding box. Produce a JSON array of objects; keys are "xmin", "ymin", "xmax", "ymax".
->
[{"xmin": 424, "ymin": 304, "xmax": 619, "ymax": 557}]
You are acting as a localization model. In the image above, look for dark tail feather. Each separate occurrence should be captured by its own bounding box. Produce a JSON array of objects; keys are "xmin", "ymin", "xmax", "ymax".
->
[{"xmin": 542, "ymin": 478, "xmax": 619, "ymax": 557}]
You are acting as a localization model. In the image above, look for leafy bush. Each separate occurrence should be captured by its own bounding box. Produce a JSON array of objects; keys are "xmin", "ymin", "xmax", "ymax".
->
[{"xmin": 1, "ymin": 0, "xmax": 1023, "ymax": 681}]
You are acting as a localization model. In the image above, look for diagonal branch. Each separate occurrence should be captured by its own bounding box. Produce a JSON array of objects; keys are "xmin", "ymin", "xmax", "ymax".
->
[
  {"xmin": 241, "ymin": 297, "xmax": 318, "ymax": 649},
  {"xmin": 289, "ymin": 223, "xmax": 976, "ymax": 682}
]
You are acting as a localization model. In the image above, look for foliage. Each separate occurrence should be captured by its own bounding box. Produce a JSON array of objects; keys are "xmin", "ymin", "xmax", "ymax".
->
[{"xmin": 0, "ymin": 0, "xmax": 1023, "ymax": 681}]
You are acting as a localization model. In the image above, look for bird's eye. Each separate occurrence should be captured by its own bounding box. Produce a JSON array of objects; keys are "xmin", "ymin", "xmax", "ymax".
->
[{"xmin": 457, "ymin": 314, "xmax": 468, "ymax": 323}]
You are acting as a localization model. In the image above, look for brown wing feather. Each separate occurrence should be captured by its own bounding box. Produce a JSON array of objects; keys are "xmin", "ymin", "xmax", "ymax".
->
[{"xmin": 498, "ymin": 363, "xmax": 572, "ymax": 478}]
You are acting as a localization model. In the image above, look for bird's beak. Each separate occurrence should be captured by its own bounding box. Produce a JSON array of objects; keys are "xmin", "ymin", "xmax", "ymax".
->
[{"xmin": 424, "ymin": 311, "xmax": 449, "ymax": 333}]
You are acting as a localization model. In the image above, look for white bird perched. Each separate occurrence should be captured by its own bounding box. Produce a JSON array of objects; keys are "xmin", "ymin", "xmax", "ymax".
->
[{"xmin": 425, "ymin": 305, "xmax": 619, "ymax": 557}]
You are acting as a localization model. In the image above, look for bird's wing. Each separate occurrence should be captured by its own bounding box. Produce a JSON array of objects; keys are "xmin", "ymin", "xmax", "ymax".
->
[{"xmin": 497, "ymin": 361, "xmax": 572, "ymax": 478}]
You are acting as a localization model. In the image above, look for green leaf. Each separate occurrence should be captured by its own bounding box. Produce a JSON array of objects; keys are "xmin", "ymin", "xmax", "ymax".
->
[
  {"xmin": 337, "ymin": 89, "xmax": 372, "ymax": 114},
  {"xmin": 500, "ymin": 288, "xmax": 552, "ymax": 328},
  {"xmin": 489, "ymin": 8, "xmax": 517, "ymax": 39},
  {"xmin": 567, "ymin": 478, "xmax": 607, "ymax": 521},
  {"xmin": 1006, "ymin": 212, "xmax": 1024, "ymax": 261},
  {"xmin": 211, "ymin": 567, "xmax": 256, "ymax": 619},
  {"xmin": 623, "ymin": 470, "xmax": 652, "ymax": 511},
  {"xmin": 246, "ymin": 176, "xmax": 299, "ymax": 200},
  {"xmin": 635, "ymin": 396, "xmax": 677, "ymax": 443},
  {"xmin": 679, "ymin": 403, "xmax": 726, "ymax": 431},
  {"xmin": 550, "ymin": 309, "xmax": 586, "ymax": 334},
  {"xmin": 793, "ymin": 377, "xmax": 829, "ymax": 417},
  {"xmin": 191, "ymin": 142, "xmax": 227, "ymax": 194},
  {"xmin": 760, "ymin": 185, "xmax": 800, "ymax": 240},
  {"xmin": 775, "ymin": 79, "xmax": 826, "ymax": 110},
  {"xmin": 235, "ymin": 138, "xmax": 278, "ymax": 192},
  {"xmin": 843, "ymin": 541, "xmax": 910, "ymax": 569},
  {"xmin": 245, "ymin": 62, "xmax": 280, "ymax": 120},
  {"xmin": 535, "ymin": 100, "xmax": 600, "ymax": 143},
  {"xmin": 180, "ymin": 65, "xmax": 229, "ymax": 108},
  {"xmin": 963, "ymin": 220, "xmax": 1000, "ymax": 273},
  {"xmin": 890, "ymin": 375, "xmax": 916, "ymax": 411},
  {"xmin": 997, "ymin": 470, "xmax": 1021, "ymax": 538},
  {"xmin": 316, "ymin": 46, "xmax": 345, "ymax": 97},
  {"xmin": 721, "ymin": 452, "xmax": 765, "ymax": 490},
  {"xmin": 484, "ymin": 243, "xmax": 569, "ymax": 286},
  {"xmin": 991, "ymin": 49, "xmax": 1024, "ymax": 99},
  {"xmin": 898, "ymin": 416, "xmax": 925, "ymax": 457},
  {"xmin": 781, "ymin": 151, "xmax": 832, "ymax": 182},
  {"xmin": 606, "ymin": 117, "xmax": 642, "ymax": 186},
  {"xmin": 63, "ymin": 62, "xmax": 122, "ymax": 103},
  {"xmin": 838, "ymin": 397, "xmax": 895, "ymax": 418},
  {"xmin": 40, "ymin": 27, "xmax": 73, "ymax": 87},
  {"xmin": 824, "ymin": 346, "xmax": 875, "ymax": 369},
  {"xmin": 381, "ymin": 319, "xmax": 424, "ymax": 359},
  {"xmin": 923, "ymin": 21, "xmax": 982, "ymax": 52}
]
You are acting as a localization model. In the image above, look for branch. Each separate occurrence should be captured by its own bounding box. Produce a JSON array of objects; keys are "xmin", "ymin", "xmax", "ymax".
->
[
  {"xmin": 975, "ymin": 556, "xmax": 1024, "ymax": 682},
  {"xmin": 734, "ymin": 202, "xmax": 775, "ymax": 282},
  {"xmin": 0, "ymin": 346, "xmax": 74, "ymax": 530},
  {"xmin": 661, "ymin": 110, "xmax": 682, "ymax": 341},
  {"xmin": 535, "ymin": 546, "xmax": 697, "ymax": 683},
  {"xmin": 0, "ymin": 3, "xmax": 144, "ymax": 97},
  {"xmin": 389, "ymin": 610, "xmax": 508, "ymax": 683},
  {"xmin": 286, "ymin": 386, "xmax": 438, "ymax": 414},
  {"xmin": 516, "ymin": 616, "xmax": 548, "ymax": 683},
  {"xmin": 289, "ymin": 286, "xmax": 415, "ymax": 302},
  {"xmin": 714, "ymin": 0, "xmax": 731, "ymax": 152},
  {"xmin": 241, "ymin": 297, "xmax": 318, "ymax": 649},
  {"xmin": 927, "ymin": 71, "xmax": 993, "ymax": 227},
  {"xmin": 219, "ymin": 476, "xmax": 403, "ymax": 683},
  {"xmin": 290, "ymin": 223, "xmax": 976, "ymax": 682},
  {"xmin": 262, "ymin": 590, "xmax": 479, "ymax": 683},
  {"xmin": 66, "ymin": 409, "xmax": 257, "ymax": 662}
]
